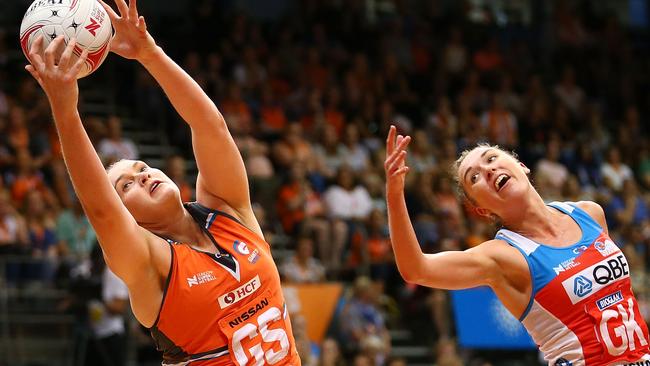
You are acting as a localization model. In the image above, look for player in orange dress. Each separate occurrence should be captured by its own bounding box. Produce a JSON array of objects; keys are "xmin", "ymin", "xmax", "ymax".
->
[{"xmin": 24, "ymin": 0, "xmax": 301, "ymax": 364}]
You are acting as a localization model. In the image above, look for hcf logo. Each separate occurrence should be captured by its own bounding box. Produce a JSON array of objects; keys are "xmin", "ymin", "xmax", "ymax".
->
[{"xmin": 573, "ymin": 275, "xmax": 593, "ymax": 297}]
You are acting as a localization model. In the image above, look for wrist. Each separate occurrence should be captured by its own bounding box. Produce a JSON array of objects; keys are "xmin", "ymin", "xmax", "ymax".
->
[
  {"xmin": 138, "ymin": 46, "xmax": 164, "ymax": 67},
  {"xmin": 51, "ymin": 104, "xmax": 80, "ymax": 122},
  {"xmin": 386, "ymin": 185, "xmax": 405, "ymax": 199}
]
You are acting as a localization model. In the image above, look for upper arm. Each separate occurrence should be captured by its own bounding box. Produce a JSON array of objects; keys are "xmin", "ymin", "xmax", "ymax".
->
[
  {"xmin": 410, "ymin": 240, "xmax": 509, "ymax": 290},
  {"xmin": 575, "ymin": 201, "xmax": 609, "ymax": 235},
  {"xmin": 87, "ymin": 204, "xmax": 165, "ymax": 285},
  {"xmin": 192, "ymin": 120, "xmax": 252, "ymax": 215}
]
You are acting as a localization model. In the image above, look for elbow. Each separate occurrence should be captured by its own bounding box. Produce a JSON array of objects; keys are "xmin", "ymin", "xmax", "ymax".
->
[{"xmin": 398, "ymin": 266, "xmax": 423, "ymax": 285}]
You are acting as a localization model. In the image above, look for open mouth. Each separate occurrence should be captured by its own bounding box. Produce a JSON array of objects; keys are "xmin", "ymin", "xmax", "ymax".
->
[
  {"xmin": 150, "ymin": 181, "xmax": 162, "ymax": 194},
  {"xmin": 494, "ymin": 174, "xmax": 510, "ymax": 192}
]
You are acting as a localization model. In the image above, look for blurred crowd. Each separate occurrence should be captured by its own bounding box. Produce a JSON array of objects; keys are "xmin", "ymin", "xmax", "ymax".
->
[{"xmin": 1, "ymin": 0, "xmax": 650, "ymax": 365}]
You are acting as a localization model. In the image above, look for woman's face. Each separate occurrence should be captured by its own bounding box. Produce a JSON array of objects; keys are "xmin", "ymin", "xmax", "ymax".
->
[
  {"xmin": 457, "ymin": 147, "xmax": 531, "ymax": 216},
  {"xmin": 108, "ymin": 160, "xmax": 182, "ymax": 226}
]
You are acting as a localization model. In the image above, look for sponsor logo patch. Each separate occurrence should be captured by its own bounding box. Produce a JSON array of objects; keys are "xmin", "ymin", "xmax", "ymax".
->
[
  {"xmin": 187, "ymin": 271, "xmax": 217, "ymax": 288},
  {"xmin": 218, "ymin": 275, "xmax": 261, "ymax": 309},
  {"xmin": 596, "ymin": 291, "xmax": 624, "ymax": 311},
  {"xmin": 573, "ymin": 275, "xmax": 593, "ymax": 297},
  {"xmin": 233, "ymin": 240, "xmax": 250, "ymax": 255},
  {"xmin": 572, "ymin": 245, "xmax": 588, "ymax": 255},
  {"xmin": 248, "ymin": 249, "xmax": 260, "ymax": 264},
  {"xmin": 562, "ymin": 254, "xmax": 630, "ymax": 304},
  {"xmin": 554, "ymin": 257, "xmax": 580, "ymax": 275},
  {"xmin": 594, "ymin": 239, "xmax": 619, "ymax": 257}
]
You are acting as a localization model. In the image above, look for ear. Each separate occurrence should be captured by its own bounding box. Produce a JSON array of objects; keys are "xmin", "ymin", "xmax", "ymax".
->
[
  {"xmin": 519, "ymin": 162, "xmax": 530, "ymax": 175},
  {"xmin": 474, "ymin": 206, "xmax": 492, "ymax": 218}
]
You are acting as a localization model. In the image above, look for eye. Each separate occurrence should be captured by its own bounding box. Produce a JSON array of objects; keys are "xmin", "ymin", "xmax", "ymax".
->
[
  {"xmin": 122, "ymin": 181, "xmax": 133, "ymax": 191},
  {"xmin": 471, "ymin": 173, "xmax": 479, "ymax": 184},
  {"xmin": 140, "ymin": 166, "xmax": 148, "ymax": 172},
  {"xmin": 487, "ymin": 155, "xmax": 497, "ymax": 163}
]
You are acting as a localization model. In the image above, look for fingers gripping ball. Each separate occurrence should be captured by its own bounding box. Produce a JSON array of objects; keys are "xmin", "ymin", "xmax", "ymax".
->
[{"xmin": 20, "ymin": 0, "xmax": 113, "ymax": 78}]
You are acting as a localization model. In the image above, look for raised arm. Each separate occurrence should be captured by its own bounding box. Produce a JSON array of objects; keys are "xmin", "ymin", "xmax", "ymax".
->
[
  {"xmin": 383, "ymin": 126, "xmax": 501, "ymax": 289},
  {"xmin": 25, "ymin": 36, "xmax": 160, "ymax": 284},
  {"xmin": 100, "ymin": 0, "xmax": 251, "ymax": 216}
]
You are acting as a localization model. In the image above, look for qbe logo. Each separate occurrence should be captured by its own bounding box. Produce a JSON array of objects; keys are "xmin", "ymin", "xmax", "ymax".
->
[
  {"xmin": 573, "ymin": 275, "xmax": 593, "ymax": 297},
  {"xmin": 562, "ymin": 255, "xmax": 631, "ymax": 304},
  {"xmin": 218, "ymin": 275, "xmax": 261, "ymax": 309}
]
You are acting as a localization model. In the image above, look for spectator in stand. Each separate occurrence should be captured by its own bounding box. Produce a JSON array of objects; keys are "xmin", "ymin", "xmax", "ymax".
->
[
  {"xmin": 428, "ymin": 97, "xmax": 458, "ymax": 143},
  {"xmin": 638, "ymin": 143, "xmax": 650, "ymax": 190},
  {"xmin": 324, "ymin": 166, "xmax": 373, "ymax": 261},
  {"xmin": 9, "ymin": 148, "xmax": 54, "ymax": 207},
  {"xmin": 259, "ymin": 85, "xmax": 288, "ymax": 136},
  {"xmin": 352, "ymin": 354, "xmax": 372, "ymax": 366},
  {"xmin": 219, "ymin": 83, "xmax": 253, "ymax": 134},
  {"xmin": 473, "ymin": 37, "xmax": 503, "ymax": 73},
  {"xmin": 534, "ymin": 137, "xmax": 570, "ymax": 201},
  {"xmin": 605, "ymin": 179, "xmax": 649, "ymax": 230},
  {"xmin": 408, "ymin": 129, "xmax": 436, "ymax": 173},
  {"xmin": 273, "ymin": 122, "xmax": 314, "ymax": 171},
  {"xmin": 6, "ymin": 106, "xmax": 30, "ymax": 153},
  {"xmin": 277, "ymin": 161, "xmax": 347, "ymax": 274},
  {"xmin": 23, "ymin": 190, "xmax": 58, "ymax": 284},
  {"xmin": 364, "ymin": 209, "xmax": 394, "ymax": 283},
  {"xmin": 339, "ymin": 276, "xmax": 390, "ymax": 365},
  {"xmin": 281, "ymin": 236, "xmax": 326, "ymax": 283},
  {"xmin": 56, "ymin": 198, "xmax": 96, "ymax": 269},
  {"xmin": 405, "ymin": 172, "xmax": 439, "ymax": 252},
  {"xmin": 386, "ymin": 357, "xmax": 407, "ymax": 366},
  {"xmin": 85, "ymin": 245, "xmax": 129, "ymax": 366},
  {"xmin": 572, "ymin": 142, "xmax": 602, "ymax": 190},
  {"xmin": 0, "ymin": 189, "xmax": 28, "ymax": 255},
  {"xmin": 339, "ymin": 123, "xmax": 370, "ymax": 173},
  {"xmin": 481, "ymin": 95, "xmax": 518, "ymax": 148},
  {"xmin": 98, "ymin": 115, "xmax": 139, "ymax": 165},
  {"xmin": 319, "ymin": 338, "xmax": 345, "ymax": 366},
  {"xmin": 442, "ymin": 27, "xmax": 468, "ymax": 78},
  {"xmin": 554, "ymin": 66, "xmax": 585, "ymax": 118},
  {"xmin": 323, "ymin": 87, "xmax": 346, "ymax": 137},
  {"xmin": 601, "ymin": 146, "xmax": 633, "ymax": 192},
  {"xmin": 313, "ymin": 124, "xmax": 344, "ymax": 182}
]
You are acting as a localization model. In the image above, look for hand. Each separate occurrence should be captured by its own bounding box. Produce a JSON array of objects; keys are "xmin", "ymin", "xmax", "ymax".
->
[
  {"xmin": 99, "ymin": 0, "xmax": 158, "ymax": 62},
  {"xmin": 25, "ymin": 35, "xmax": 88, "ymax": 115},
  {"xmin": 384, "ymin": 125, "xmax": 411, "ymax": 193}
]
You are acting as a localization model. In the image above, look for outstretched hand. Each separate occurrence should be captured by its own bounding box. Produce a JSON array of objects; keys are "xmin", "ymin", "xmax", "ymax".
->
[
  {"xmin": 384, "ymin": 125, "xmax": 411, "ymax": 193},
  {"xmin": 25, "ymin": 35, "xmax": 88, "ymax": 114},
  {"xmin": 99, "ymin": 0, "xmax": 158, "ymax": 62}
]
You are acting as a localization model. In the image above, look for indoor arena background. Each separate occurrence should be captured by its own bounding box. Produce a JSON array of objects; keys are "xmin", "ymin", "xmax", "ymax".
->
[{"xmin": 0, "ymin": 1, "xmax": 649, "ymax": 365}]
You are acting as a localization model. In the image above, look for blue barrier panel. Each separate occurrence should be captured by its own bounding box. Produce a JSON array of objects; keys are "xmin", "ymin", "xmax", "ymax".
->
[{"xmin": 451, "ymin": 287, "xmax": 536, "ymax": 349}]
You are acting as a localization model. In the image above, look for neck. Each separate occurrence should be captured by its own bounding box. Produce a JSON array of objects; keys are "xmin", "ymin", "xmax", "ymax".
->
[
  {"xmin": 145, "ymin": 208, "xmax": 209, "ymax": 248},
  {"xmin": 499, "ymin": 190, "xmax": 561, "ymax": 239}
]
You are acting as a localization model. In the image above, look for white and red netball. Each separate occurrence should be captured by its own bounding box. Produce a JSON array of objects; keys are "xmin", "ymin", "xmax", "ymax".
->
[{"xmin": 20, "ymin": 0, "xmax": 113, "ymax": 78}]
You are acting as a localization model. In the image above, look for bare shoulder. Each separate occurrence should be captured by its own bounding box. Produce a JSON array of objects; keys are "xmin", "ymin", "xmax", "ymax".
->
[
  {"xmin": 574, "ymin": 201, "xmax": 608, "ymax": 233},
  {"xmin": 469, "ymin": 239, "xmax": 527, "ymax": 271},
  {"xmin": 469, "ymin": 239, "xmax": 530, "ymax": 288}
]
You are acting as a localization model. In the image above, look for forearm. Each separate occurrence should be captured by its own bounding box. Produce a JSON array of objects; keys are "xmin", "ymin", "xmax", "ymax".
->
[
  {"xmin": 386, "ymin": 189, "xmax": 426, "ymax": 282},
  {"xmin": 140, "ymin": 47, "xmax": 224, "ymax": 129},
  {"xmin": 52, "ymin": 109, "xmax": 127, "ymax": 223}
]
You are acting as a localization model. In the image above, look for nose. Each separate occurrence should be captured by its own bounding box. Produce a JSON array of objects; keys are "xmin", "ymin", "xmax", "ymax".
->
[{"xmin": 138, "ymin": 172, "xmax": 151, "ymax": 186}]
